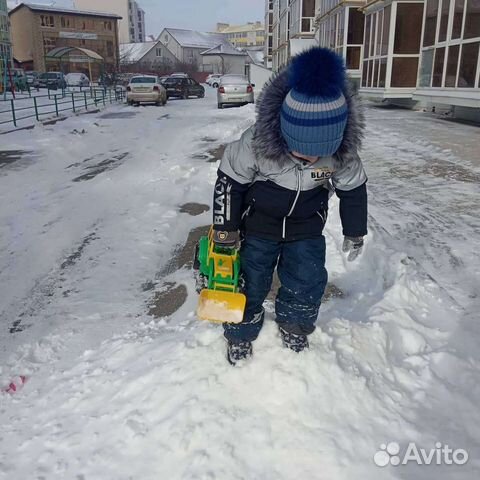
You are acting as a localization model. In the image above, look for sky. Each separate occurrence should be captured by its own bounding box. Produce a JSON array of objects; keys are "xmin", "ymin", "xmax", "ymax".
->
[{"xmin": 7, "ymin": 0, "xmax": 266, "ymax": 37}]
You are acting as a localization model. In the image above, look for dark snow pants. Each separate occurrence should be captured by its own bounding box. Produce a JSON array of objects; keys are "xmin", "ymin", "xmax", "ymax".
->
[{"xmin": 224, "ymin": 235, "xmax": 328, "ymax": 343}]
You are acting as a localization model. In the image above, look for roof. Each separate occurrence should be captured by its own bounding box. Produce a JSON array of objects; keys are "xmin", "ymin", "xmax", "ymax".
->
[
  {"xmin": 120, "ymin": 42, "xmax": 157, "ymax": 63},
  {"xmin": 162, "ymin": 28, "xmax": 231, "ymax": 49},
  {"xmin": 245, "ymin": 48, "xmax": 264, "ymax": 65},
  {"xmin": 46, "ymin": 46, "xmax": 103, "ymax": 61},
  {"xmin": 217, "ymin": 23, "xmax": 264, "ymax": 34},
  {"xmin": 201, "ymin": 43, "xmax": 247, "ymax": 57},
  {"xmin": 9, "ymin": 2, "xmax": 122, "ymax": 19}
]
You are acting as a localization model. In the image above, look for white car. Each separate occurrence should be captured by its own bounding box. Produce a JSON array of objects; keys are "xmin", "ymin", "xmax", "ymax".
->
[
  {"xmin": 127, "ymin": 75, "xmax": 167, "ymax": 106},
  {"xmin": 206, "ymin": 74, "xmax": 222, "ymax": 87},
  {"xmin": 65, "ymin": 73, "xmax": 90, "ymax": 87}
]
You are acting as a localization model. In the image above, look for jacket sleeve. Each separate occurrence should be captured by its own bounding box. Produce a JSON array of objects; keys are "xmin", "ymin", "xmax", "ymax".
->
[
  {"xmin": 332, "ymin": 153, "xmax": 368, "ymax": 237},
  {"xmin": 213, "ymin": 129, "xmax": 257, "ymax": 231}
]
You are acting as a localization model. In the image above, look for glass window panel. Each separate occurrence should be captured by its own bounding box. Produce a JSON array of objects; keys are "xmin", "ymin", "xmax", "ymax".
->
[
  {"xmin": 391, "ymin": 57, "xmax": 420, "ymax": 86},
  {"xmin": 362, "ymin": 60, "xmax": 368, "ymax": 86},
  {"xmin": 452, "ymin": 0, "xmax": 465, "ymax": 38},
  {"xmin": 458, "ymin": 42, "xmax": 479, "ymax": 87},
  {"xmin": 346, "ymin": 46, "xmax": 361, "ymax": 69},
  {"xmin": 368, "ymin": 59, "xmax": 374, "ymax": 86},
  {"xmin": 432, "ymin": 47, "xmax": 445, "ymax": 86},
  {"xmin": 347, "ymin": 7, "xmax": 365, "ymax": 44},
  {"xmin": 439, "ymin": 0, "xmax": 451, "ymax": 42},
  {"xmin": 374, "ymin": 59, "xmax": 380, "ymax": 86},
  {"xmin": 445, "ymin": 44, "xmax": 460, "ymax": 86},
  {"xmin": 464, "ymin": 0, "xmax": 480, "ymax": 39},
  {"xmin": 419, "ymin": 49, "xmax": 435, "ymax": 86},
  {"xmin": 370, "ymin": 13, "xmax": 377, "ymax": 56},
  {"xmin": 379, "ymin": 58, "xmax": 387, "ymax": 87},
  {"xmin": 424, "ymin": 0, "xmax": 439, "ymax": 46},
  {"xmin": 394, "ymin": 3, "xmax": 424, "ymax": 54},
  {"xmin": 364, "ymin": 15, "xmax": 371, "ymax": 58},
  {"xmin": 382, "ymin": 6, "xmax": 391, "ymax": 55},
  {"xmin": 376, "ymin": 10, "xmax": 383, "ymax": 55}
]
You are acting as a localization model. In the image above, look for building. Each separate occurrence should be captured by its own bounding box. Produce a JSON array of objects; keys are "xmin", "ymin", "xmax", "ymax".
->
[
  {"xmin": 413, "ymin": 0, "xmax": 480, "ymax": 111},
  {"xmin": 316, "ymin": 1, "xmax": 366, "ymax": 87},
  {"xmin": 120, "ymin": 40, "xmax": 176, "ymax": 70},
  {"xmin": 216, "ymin": 22, "xmax": 265, "ymax": 48},
  {"xmin": 265, "ymin": 0, "xmax": 274, "ymax": 67},
  {"xmin": 158, "ymin": 28, "xmax": 232, "ymax": 70},
  {"xmin": 75, "ymin": 0, "xmax": 146, "ymax": 43},
  {"xmin": 201, "ymin": 43, "xmax": 248, "ymax": 75},
  {"xmin": 9, "ymin": 3, "xmax": 121, "ymax": 78},
  {"xmin": 271, "ymin": 0, "xmax": 317, "ymax": 71},
  {"xmin": 0, "ymin": 0, "xmax": 12, "ymax": 66}
]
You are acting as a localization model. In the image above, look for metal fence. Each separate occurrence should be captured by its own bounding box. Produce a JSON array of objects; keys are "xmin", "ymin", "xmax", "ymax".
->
[{"xmin": 0, "ymin": 87, "xmax": 126, "ymax": 129}]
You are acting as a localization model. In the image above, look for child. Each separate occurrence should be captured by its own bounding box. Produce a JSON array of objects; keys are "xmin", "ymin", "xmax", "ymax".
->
[{"xmin": 212, "ymin": 48, "xmax": 368, "ymax": 365}]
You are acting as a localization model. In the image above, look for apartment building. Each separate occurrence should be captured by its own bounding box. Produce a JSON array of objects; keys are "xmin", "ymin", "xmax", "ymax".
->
[
  {"xmin": 216, "ymin": 22, "xmax": 265, "ymax": 48},
  {"xmin": 75, "ymin": 0, "xmax": 146, "ymax": 43},
  {"xmin": 0, "ymin": 0, "xmax": 12, "ymax": 66},
  {"xmin": 316, "ymin": 1, "xmax": 366, "ymax": 86},
  {"xmin": 265, "ymin": 1, "xmax": 274, "ymax": 67},
  {"xmin": 9, "ymin": 3, "xmax": 121, "ymax": 78},
  {"xmin": 271, "ymin": 0, "xmax": 317, "ymax": 71},
  {"xmin": 413, "ymin": 0, "xmax": 480, "ymax": 109}
]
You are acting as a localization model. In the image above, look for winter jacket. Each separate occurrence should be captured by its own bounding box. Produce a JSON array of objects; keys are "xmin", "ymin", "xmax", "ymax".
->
[{"xmin": 213, "ymin": 70, "xmax": 368, "ymax": 242}]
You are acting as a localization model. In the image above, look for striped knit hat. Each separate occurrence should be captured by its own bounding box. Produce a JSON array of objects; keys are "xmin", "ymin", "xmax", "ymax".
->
[{"xmin": 280, "ymin": 48, "xmax": 348, "ymax": 157}]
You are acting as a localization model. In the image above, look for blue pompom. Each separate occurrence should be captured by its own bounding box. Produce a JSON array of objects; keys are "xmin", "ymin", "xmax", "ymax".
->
[{"xmin": 288, "ymin": 47, "xmax": 346, "ymax": 97}]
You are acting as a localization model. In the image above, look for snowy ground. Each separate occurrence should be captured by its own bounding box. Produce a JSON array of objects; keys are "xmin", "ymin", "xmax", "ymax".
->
[{"xmin": 0, "ymin": 87, "xmax": 479, "ymax": 479}]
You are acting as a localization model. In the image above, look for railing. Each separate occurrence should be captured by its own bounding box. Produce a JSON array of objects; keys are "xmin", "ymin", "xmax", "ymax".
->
[{"xmin": 0, "ymin": 86, "xmax": 126, "ymax": 129}]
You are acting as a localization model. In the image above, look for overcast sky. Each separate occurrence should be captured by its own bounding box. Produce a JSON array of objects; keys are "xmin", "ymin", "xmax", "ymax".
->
[{"xmin": 8, "ymin": 0, "xmax": 265, "ymax": 37}]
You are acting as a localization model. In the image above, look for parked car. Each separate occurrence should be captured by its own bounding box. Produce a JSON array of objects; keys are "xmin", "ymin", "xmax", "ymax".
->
[
  {"xmin": 217, "ymin": 75, "xmax": 254, "ymax": 109},
  {"xmin": 159, "ymin": 75, "xmax": 170, "ymax": 85},
  {"xmin": 36, "ymin": 72, "xmax": 67, "ymax": 90},
  {"xmin": 170, "ymin": 72, "xmax": 188, "ymax": 78},
  {"xmin": 206, "ymin": 74, "xmax": 222, "ymax": 87},
  {"xmin": 25, "ymin": 71, "xmax": 39, "ymax": 86},
  {"xmin": 163, "ymin": 76, "xmax": 205, "ymax": 99},
  {"xmin": 126, "ymin": 75, "xmax": 167, "ymax": 106},
  {"xmin": 65, "ymin": 72, "xmax": 90, "ymax": 87}
]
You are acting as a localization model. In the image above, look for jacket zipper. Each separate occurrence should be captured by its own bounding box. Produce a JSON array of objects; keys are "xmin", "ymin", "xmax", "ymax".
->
[
  {"xmin": 282, "ymin": 165, "xmax": 303, "ymax": 239},
  {"xmin": 317, "ymin": 210, "xmax": 326, "ymax": 224}
]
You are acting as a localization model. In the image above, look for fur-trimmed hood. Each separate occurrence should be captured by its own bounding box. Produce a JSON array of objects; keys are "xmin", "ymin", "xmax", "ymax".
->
[{"xmin": 252, "ymin": 63, "xmax": 365, "ymax": 166}]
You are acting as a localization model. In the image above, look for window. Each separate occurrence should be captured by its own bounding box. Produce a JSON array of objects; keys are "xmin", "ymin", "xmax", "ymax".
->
[
  {"xmin": 394, "ymin": 3, "xmax": 424, "ymax": 54},
  {"xmin": 40, "ymin": 15, "xmax": 54, "ymax": 28},
  {"xmin": 346, "ymin": 47, "xmax": 361, "ymax": 69},
  {"xmin": 452, "ymin": 0, "xmax": 465, "ymax": 39},
  {"xmin": 61, "ymin": 17, "xmax": 71, "ymax": 28},
  {"xmin": 382, "ymin": 6, "xmax": 391, "ymax": 55},
  {"xmin": 391, "ymin": 57, "xmax": 420, "ymax": 86},
  {"xmin": 379, "ymin": 58, "xmax": 387, "ymax": 87},
  {"xmin": 43, "ymin": 36, "xmax": 56, "ymax": 54},
  {"xmin": 424, "ymin": 0, "xmax": 439, "ymax": 46},
  {"xmin": 106, "ymin": 41, "xmax": 114, "ymax": 57},
  {"xmin": 104, "ymin": 21, "xmax": 112, "ymax": 31},
  {"xmin": 156, "ymin": 47, "xmax": 162, "ymax": 57},
  {"xmin": 464, "ymin": 0, "xmax": 480, "ymax": 39},
  {"xmin": 439, "ymin": 0, "xmax": 450, "ymax": 42},
  {"xmin": 364, "ymin": 15, "xmax": 371, "ymax": 58},
  {"xmin": 445, "ymin": 45, "xmax": 460, "ymax": 86},
  {"xmin": 348, "ymin": 8, "xmax": 364, "ymax": 44},
  {"xmin": 419, "ymin": 49, "xmax": 435, "ymax": 86},
  {"xmin": 432, "ymin": 47, "xmax": 445, "ymax": 86},
  {"xmin": 458, "ymin": 42, "xmax": 479, "ymax": 86}
]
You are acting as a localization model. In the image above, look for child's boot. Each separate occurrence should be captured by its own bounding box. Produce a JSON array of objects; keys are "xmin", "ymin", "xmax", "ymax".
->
[
  {"xmin": 227, "ymin": 340, "xmax": 253, "ymax": 365},
  {"xmin": 279, "ymin": 328, "xmax": 309, "ymax": 353}
]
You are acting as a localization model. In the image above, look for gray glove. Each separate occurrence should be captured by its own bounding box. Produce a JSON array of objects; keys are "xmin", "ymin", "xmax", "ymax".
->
[
  {"xmin": 342, "ymin": 236, "xmax": 364, "ymax": 262},
  {"xmin": 212, "ymin": 230, "xmax": 240, "ymax": 249}
]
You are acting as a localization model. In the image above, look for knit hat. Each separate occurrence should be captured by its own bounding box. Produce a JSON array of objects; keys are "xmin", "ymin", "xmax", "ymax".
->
[{"xmin": 280, "ymin": 48, "xmax": 348, "ymax": 157}]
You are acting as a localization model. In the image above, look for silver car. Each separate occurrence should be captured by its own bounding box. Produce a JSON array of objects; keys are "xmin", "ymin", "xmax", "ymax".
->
[
  {"xmin": 127, "ymin": 75, "xmax": 167, "ymax": 106},
  {"xmin": 217, "ymin": 75, "xmax": 254, "ymax": 109}
]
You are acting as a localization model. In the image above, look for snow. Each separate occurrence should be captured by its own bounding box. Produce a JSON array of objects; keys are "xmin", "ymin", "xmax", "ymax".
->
[
  {"xmin": 1, "ymin": 88, "xmax": 480, "ymax": 479},
  {"xmin": 165, "ymin": 28, "xmax": 231, "ymax": 49},
  {"xmin": 120, "ymin": 42, "xmax": 157, "ymax": 63}
]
